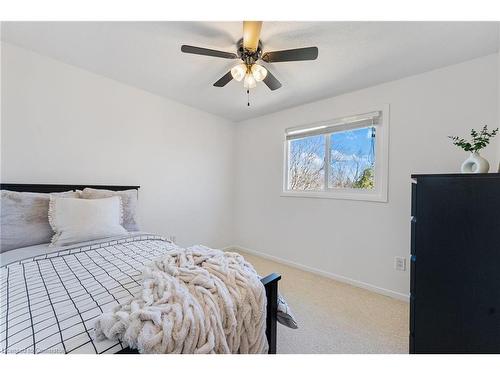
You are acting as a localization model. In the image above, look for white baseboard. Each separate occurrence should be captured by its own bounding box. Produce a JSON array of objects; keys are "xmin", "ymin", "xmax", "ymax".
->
[{"xmin": 225, "ymin": 245, "xmax": 409, "ymax": 302}]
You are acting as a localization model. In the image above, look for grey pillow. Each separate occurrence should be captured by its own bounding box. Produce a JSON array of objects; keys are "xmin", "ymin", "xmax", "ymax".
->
[
  {"xmin": 0, "ymin": 190, "xmax": 79, "ymax": 253},
  {"xmin": 277, "ymin": 294, "xmax": 299, "ymax": 329},
  {"xmin": 80, "ymin": 188, "xmax": 139, "ymax": 231}
]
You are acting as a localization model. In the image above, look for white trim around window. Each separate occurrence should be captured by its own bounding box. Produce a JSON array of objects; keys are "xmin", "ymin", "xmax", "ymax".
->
[{"xmin": 281, "ymin": 104, "xmax": 390, "ymax": 202}]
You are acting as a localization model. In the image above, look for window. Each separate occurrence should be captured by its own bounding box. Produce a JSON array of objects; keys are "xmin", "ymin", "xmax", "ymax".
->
[{"xmin": 283, "ymin": 108, "xmax": 389, "ymax": 201}]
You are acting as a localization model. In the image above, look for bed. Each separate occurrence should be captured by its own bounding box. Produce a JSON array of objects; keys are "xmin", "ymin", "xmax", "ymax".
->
[{"xmin": 0, "ymin": 184, "xmax": 281, "ymax": 354}]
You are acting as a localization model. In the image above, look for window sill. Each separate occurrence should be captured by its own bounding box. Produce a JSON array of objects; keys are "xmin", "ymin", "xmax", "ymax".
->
[{"xmin": 280, "ymin": 190, "xmax": 388, "ymax": 202}]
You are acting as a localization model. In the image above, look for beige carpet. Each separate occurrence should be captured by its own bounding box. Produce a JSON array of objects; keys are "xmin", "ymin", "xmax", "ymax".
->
[{"xmin": 237, "ymin": 251, "xmax": 409, "ymax": 354}]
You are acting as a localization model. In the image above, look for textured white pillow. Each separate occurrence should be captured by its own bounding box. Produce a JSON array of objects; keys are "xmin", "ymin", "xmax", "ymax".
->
[{"xmin": 48, "ymin": 196, "xmax": 127, "ymax": 246}]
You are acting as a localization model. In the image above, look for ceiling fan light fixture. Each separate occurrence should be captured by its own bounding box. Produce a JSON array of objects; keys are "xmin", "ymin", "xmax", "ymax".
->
[
  {"xmin": 251, "ymin": 64, "xmax": 268, "ymax": 82},
  {"xmin": 243, "ymin": 73, "xmax": 257, "ymax": 89},
  {"xmin": 181, "ymin": 21, "xmax": 319, "ymax": 93},
  {"xmin": 230, "ymin": 63, "xmax": 247, "ymax": 82}
]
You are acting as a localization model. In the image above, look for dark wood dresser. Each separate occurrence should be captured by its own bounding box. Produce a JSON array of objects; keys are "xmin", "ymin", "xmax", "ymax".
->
[{"xmin": 410, "ymin": 173, "xmax": 500, "ymax": 354}]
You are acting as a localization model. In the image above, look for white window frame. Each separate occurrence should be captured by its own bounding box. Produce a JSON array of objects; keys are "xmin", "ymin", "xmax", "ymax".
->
[{"xmin": 281, "ymin": 105, "xmax": 389, "ymax": 202}]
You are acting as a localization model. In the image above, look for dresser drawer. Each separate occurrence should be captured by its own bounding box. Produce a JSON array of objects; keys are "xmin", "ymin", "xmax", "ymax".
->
[
  {"xmin": 410, "ymin": 182, "xmax": 417, "ymax": 256},
  {"xmin": 410, "ymin": 217, "xmax": 416, "ymax": 255},
  {"xmin": 409, "ymin": 294, "xmax": 416, "ymax": 353},
  {"xmin": 410, "ymin": 255, "xmax": 416, "ymax": 294},
  {"xmin": 411, "ymin": 182, "xmax": 417, "ymax": 217},
  {"xmin": 410, "ymin": 293, "xmax": 416, "ymax": 333}
]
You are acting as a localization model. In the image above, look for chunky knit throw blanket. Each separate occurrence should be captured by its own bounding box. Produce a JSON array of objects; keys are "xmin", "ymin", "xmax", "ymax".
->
[{"xmin": 94, "ymin": 245, "xmax": 268, "ymax": 354}]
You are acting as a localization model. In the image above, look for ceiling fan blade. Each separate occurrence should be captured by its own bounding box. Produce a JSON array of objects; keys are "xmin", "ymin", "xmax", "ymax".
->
[
  {"xmin": 262, "ymin": 46, "xmax": 318, "ymax": 63},
  {"xmin": 181, "ymin": 45, "xmax": 237, "ymax": 59},
  {"xmin": 263, "ymin": 70, "xmax": 282, "ymax": 91},
  {"xmin": 213, "ymin": 71, "xmax": 233, "ymax": 87},
  {"xmin": 243, "ymin": 21, "xmax": 262, "ymax": 52}
]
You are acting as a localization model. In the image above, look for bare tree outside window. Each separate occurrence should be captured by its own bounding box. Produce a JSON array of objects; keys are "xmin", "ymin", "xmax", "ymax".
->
[{"xmin": 288, "ymin": 135, "xmax": 325, "ymax": 190}]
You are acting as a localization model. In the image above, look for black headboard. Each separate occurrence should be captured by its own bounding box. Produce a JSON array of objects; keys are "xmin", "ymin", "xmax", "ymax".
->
[{"xmin": 0, "ymin": 184, "xmax": 140, "ymax": 193}]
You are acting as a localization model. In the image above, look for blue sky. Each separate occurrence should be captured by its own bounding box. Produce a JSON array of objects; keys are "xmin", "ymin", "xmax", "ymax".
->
[{"xmin": 331, "ymin": 127, "xmax": 375, "ymax": 164}]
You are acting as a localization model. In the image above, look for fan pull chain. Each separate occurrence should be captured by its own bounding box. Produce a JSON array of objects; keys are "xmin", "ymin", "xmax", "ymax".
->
[{"xmin": 247, "ymin": 89, "xmax": 250, "ymax": 107}]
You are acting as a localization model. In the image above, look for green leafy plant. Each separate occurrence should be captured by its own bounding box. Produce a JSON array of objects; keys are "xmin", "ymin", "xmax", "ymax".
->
[
  {"xmin": 449, "ymin": 125, "xmax": 498, "ymax": 152},
  {"xmin": 353, "ymin": 167, "xmax": 374, "ymax": 189}
]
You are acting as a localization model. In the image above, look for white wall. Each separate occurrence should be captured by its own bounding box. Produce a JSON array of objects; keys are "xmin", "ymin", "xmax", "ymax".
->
[
  {"xmin": 233, "ymin": 54, "xmax": 499, "ymax": 299},
  {"xmin": 1, "ymin": 42, "xmax": 235, "ymax": 249}
]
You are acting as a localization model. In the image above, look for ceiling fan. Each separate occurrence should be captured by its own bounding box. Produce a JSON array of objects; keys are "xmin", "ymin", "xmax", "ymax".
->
[{"xmin": 181, "ymin": 21, "xmax": 319, "ymax": 91}]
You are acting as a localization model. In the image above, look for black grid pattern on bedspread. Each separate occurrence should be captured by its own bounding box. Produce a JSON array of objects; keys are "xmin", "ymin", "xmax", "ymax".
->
[{"xmin": 0, "ymin": 235, "xmax": 175, "ymax": 354}]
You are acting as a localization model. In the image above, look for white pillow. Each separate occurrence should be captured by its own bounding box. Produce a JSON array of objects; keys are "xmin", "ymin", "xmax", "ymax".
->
[
  {"xmin": 80, "ymin": 188, "xmax": 139, "ymax": 231},
  {"xmin": 48, "ymin": 196, "xmax": 127, "ymax": 246}
]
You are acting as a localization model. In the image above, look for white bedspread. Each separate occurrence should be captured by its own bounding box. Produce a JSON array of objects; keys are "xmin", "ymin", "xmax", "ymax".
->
[{"xmin": 0, "ymin": 234, "xmax": 270, "ymax": 354}]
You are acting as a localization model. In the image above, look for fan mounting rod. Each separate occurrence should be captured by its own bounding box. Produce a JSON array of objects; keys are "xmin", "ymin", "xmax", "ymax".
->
[
  {"xmin": 243, "ymin": 21, "xmax": 262, "ymax": 52},
  {"xmin": 237, "ymin": 38, "xmax": 263, "ymax": 66}
]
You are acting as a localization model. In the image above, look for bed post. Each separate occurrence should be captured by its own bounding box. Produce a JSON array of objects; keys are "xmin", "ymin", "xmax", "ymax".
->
[{"xmin": 260, "ymin": 273, "xmax": 281, "ymax": 354}]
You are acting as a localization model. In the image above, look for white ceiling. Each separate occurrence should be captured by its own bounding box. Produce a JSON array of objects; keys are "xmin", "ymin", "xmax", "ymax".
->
[{"xmin": 2, "ymin": 21, "xmax": 499, "ymax": 122}]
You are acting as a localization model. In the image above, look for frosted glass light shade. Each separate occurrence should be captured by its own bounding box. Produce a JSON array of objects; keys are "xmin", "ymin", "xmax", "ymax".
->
[
  {"xmin": 251, "ymin": 64, "xmax": 268, "ymax": 82},
  {"xmin": 230, "ymin": 64, "xmax": 247, "ymax": 82},
  {"xmin": 243, "ymin": 73, "xmax": 257, "ymax": 89}
]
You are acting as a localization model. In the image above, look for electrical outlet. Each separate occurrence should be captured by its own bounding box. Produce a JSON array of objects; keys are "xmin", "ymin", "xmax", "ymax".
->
[{"xmin": 394, "ymin": 257, "xmax": 406, "ymax": 271}]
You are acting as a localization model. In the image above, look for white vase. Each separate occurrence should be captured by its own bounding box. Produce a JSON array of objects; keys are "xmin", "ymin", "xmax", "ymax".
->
[{"xmin": 461, "ymin": 152, "xmax": 490, "ymax": 173}]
